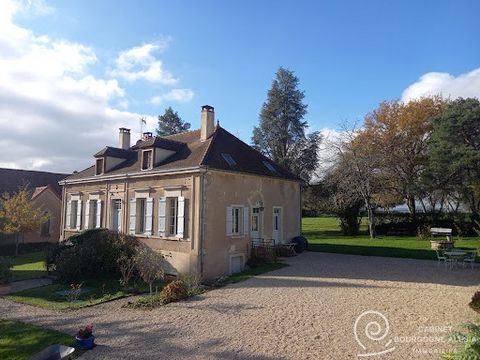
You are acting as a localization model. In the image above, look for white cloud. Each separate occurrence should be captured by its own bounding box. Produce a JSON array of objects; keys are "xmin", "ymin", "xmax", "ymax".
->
[
  {"xmin": 111, "ymin": 41, "xmax": 177, "ymax": 84},
  {"xmin": 150, "ymin": 88, "xmax": 194, "ymax": 105},
  {"xmin": 402, "ymin": 67, "xmax": 480, "ymax": 102},
  {"xmin": 0, "ymin": 0, "xmax": 157, "ymax": 172}
]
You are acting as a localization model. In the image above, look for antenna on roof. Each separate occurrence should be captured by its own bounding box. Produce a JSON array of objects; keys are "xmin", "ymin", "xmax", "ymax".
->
[{"xmin": 139, "ymin": 117, "xmax": 146, "ymax": 139}]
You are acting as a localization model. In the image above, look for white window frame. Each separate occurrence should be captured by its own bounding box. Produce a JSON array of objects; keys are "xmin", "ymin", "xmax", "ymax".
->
[
  {"xmin": 226, "ymin": 205, "xmax": 248, "ymax": 237},
  {"xmin": 167, "ymin": 197, "xmax": 178, "ymax": 236},
  {"xmin": 141, "ymin": 149, "xmax": 153, "ymax": 170},
  {"xmin": 110, "ymin": 198, "xmax": 122, "ymax": 232},
  {"xmin": 67, "ymin": 195, "xmax": 82, "ymax": 231},
  {"xmin": 95, "ymin": 158, "xmax": 104, "ymax": 175}
]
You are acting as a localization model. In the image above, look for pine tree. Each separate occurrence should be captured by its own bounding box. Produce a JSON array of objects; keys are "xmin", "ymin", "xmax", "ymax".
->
[
  {"xmin": 156, "ymin": 107, "xmax": 191, "ymax": 136},
  {"xmin": 252, "ymin": 67, "xmax": 321, "ymax": 182}
]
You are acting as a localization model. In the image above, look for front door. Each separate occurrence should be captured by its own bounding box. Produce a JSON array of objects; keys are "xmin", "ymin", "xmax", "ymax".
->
[
  {"xmin": 111, "ymin": 199, "xmax": 122, "ymax": 232},
  {"xmin": 272, "ymin": 207, "xmax": 282, "ymax": 244},
  {"xmin": 251, "ymin": 207, "xmax": 262, "ymax": 241}
]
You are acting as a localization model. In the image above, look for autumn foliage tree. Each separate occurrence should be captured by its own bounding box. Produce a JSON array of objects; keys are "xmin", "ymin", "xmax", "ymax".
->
[
  {"xmin": 364, "ymin": 96, "xmax": 448, "ymax": 219},
  {"xmin": 0, "ymin": 186, "xmax": 49, "ymax": 255}
]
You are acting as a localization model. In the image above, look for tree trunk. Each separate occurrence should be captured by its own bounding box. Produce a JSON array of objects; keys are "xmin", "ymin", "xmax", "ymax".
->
[
  {"xmin": 366, "ymin": 206, "xmax": 376, "ymax": 239},
  {"xmin": 149, "ymin": 282, "xmax": 153, "ymax": 295},
  {"xmin": 15, "ymin": 233, "xmax": 19, "ymax": 256},
  {"xmin": 407, "ymin": 196, "xmax": 416, "ymax": 221}
]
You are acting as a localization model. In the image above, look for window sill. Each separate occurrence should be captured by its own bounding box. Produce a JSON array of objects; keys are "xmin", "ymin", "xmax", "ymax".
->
[{"xmin": 230, "ymin": 235, "xmax": 246, "ymax": 239}]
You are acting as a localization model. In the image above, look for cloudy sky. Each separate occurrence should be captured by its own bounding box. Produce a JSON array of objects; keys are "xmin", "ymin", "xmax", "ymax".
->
[{"xmin": 0, "ymin": 0, "xmax": 479, "ymax": 173}]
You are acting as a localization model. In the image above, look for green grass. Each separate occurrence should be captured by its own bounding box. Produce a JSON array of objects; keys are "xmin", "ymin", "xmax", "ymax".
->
[
  {"xmin": 0, "ymin": 319, "xmax": 80, "ymax": 360},
  {"xmin": 303, "ymin": 217, "xmax": 480, "ymax": 260},
  {"xmin": 6, "ymin": 277, "xmax": 164, "ymax": 310},
  {"xmin": 10, "ymin": 251, "xmax": 47, "ymax": 281},
  {"xmin": 227, "ymin": 262, "xmax": 288, "ymax": 284}
]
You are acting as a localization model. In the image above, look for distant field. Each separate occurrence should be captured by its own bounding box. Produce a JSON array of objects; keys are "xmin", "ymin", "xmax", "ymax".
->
[{"xmin": 302, "ymin": 217, "xmax": 480, "ymax": 261}]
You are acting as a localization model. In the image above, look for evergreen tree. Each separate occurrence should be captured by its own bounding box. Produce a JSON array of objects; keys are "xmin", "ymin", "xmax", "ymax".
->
[
  {"xmin": 427, "ymin": 97, "xmax": 480, "ymax": 220},
  {"xmin": 252, "ymin": 67, "xmax": 321, "ymax": 182},
  {"xmin": 156, "ymin": 107, "xmax": 191, "ymax": 136}
]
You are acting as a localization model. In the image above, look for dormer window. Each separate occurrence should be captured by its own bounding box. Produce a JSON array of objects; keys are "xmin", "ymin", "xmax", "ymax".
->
[
  {"xmin": 141, "ymin": 149, "xmax": 153, "ymax": 170},
  {"xmin": 95, "ymin": 158, "xmax": 104, "ymax": 175}
]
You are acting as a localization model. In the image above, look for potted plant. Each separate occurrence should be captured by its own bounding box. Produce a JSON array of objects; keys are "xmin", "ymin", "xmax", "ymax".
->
[{"xmin": 75, "ymin": 324, "xmax": 95, "ymax": 350}]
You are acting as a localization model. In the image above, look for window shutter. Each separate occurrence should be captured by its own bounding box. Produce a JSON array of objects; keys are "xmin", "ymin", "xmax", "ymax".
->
[
  {"xmin": 84, "ymin": 200, "xmax": 90, "ymax": 229},
  {"xmin": 145, "ymin": 197, "xmax": 153, "ymax": 236},
  {"xmin": 96, "ymin": 200, "xmax": 102, "ymax": 228},
  {"xmin": 243, "ymin": 207, "xmax": 249, "ymax": 235},
  {"xmin": 158, "ymin": 197, "xmax": 166, "ymax": 237},
  {"xmin": 226, "ymin": 206, "xmax": 233, "ymax": 236},
  {"xmin": 66, "ymin": 200, "xmax": 71, "ymax": 229},
  {"xmin": 176, "ymin": 196, "xmax": 185, "ymax": 239},
  {"xmin": 129, "ymin": 199, "xmax": 136, "ymax": 235},
  {"xmin": 76, "ymin": 200, "xmax": 82, "ymax": 231}
]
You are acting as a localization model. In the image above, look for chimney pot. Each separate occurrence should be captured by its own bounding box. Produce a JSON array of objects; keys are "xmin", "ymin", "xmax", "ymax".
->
[
  {"xmin": 119, "ymin": 128, "xmax": 131, "ymax": 150},
  {"xmin": 200, "ymin": 105, "xmax": 215, "ymax": 141}
]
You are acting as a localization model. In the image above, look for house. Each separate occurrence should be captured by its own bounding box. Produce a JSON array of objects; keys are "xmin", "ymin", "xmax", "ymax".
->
[
  {"xmin": 59, "ymin": 105, "xmax": 301, "ymax": 279},
  {"xmin": 0, "ymin": 168, "xmax": 69, "ymax": 244}
]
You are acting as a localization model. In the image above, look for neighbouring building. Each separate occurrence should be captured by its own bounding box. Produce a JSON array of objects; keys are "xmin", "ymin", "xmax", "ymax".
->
[
  {"xmin": 0, "ymin": 168, "xmax": 69, "ymax": 244},
  {"xmin": 60, "ymin": 105, "xmax": 301, "ymax": 279}
]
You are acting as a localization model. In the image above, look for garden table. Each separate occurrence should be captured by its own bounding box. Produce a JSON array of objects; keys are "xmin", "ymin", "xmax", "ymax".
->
[{"xmin": 444, "ymin": 250, "xmax": 467, "ymax": 269}]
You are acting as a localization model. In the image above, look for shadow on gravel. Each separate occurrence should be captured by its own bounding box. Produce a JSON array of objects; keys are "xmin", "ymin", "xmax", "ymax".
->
[{"xmin": 256, "ymin": 252, "xmax": 480, "ymax": 287}]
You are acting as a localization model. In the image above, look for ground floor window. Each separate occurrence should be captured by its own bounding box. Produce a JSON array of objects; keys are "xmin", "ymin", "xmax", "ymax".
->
[
  {"xmin": 168, "ymin": 197, "xmax": 178, "ymax": 236},
  {"xmin": 111, "ymin": 199, "xmax": 122, "ymax": 232},
  {"xmin": 70, "ymin": 200, "xmax": 78, "ymax": 229},
  {"xmin": 88, "ymin": 200, "xmax": 98, "ymax": 229},
  {"xmin": 136, "ymin": 198, "xmax": 146, "ymax": 234}
]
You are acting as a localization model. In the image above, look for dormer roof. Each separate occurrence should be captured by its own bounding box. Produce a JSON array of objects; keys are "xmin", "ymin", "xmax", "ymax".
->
[{"xmin": 94, "ymin": 146, "xmax": 134, "ymax": 159}]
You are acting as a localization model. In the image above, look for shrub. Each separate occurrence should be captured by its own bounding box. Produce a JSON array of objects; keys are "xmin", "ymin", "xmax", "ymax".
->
[
  {"xmin": 179, "ymin": 273, "xmax": 203, "ymax": 297},
  {"xmin": 443, "ymin": 322, "xmax": 480, "ymax": 359},
  {"xmin": 51, "ymin": 229, "xmax": 140, "ymax": 283},
  {"xmin": 0, "ymin": 257, "xmax": 12, "ymax": 284},
  {"xmin": 159, "ymin": 280, "xmax": 188, "ymax": 304},
  {"xmin": 469, "ymin": 291, "xmax": 480, "ymax": 314}
]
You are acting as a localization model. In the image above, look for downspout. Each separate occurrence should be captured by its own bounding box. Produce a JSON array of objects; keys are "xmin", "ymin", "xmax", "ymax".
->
[{"xmin": 60, "ymin": 184, "xmax": 66, "ymax": 241}]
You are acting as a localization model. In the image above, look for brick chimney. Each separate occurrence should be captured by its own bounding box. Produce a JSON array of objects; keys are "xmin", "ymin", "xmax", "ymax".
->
[
  {"xmin": 119, "ymin": 128, "xmax": 131, "ymax": 150},
  {"xmin": 200, "ymin": 105, "xmax": 215, "ymax": 141}
]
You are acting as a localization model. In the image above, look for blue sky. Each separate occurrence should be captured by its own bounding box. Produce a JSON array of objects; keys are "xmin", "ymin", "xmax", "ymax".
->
[{"xmin": 1, "ymin": 0, "xmax": 479, "ymax": 172}]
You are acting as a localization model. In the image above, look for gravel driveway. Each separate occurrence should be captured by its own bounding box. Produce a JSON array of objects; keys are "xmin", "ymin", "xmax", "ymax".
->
[{"xmin": 1, "ymin": 252, "xmax": 478, "ymax": 359}]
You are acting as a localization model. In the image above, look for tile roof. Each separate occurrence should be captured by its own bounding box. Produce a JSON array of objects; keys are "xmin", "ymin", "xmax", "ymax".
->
[
  {"xmin": 65, "ymin": 127, "xmax": 300, "ymax": 182},
  {"xmin": 0, "ymin": 168, "xmax": 69, "ymax": 196},
  {"xmin": 94, "ymin": 146, "xmax": 135, "ymax": 158}
]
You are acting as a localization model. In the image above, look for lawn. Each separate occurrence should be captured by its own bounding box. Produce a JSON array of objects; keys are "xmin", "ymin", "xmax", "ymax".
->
[
  {"xmin": 6, "ymin": 277, "xmax": 164, "ymax": 310},
  {"xmin": 303, "ymin": 216, "xmax": 480, "ymax": 260},
  {"xmin": 0, "ymin": 319, "xmax": 80, "ymax": 360},
  {"xmin": 10, "ymin": 251, "xmax": 47, "ymax": 281}
]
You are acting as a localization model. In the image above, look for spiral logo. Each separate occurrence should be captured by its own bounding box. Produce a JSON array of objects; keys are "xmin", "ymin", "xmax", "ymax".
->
[{"xmin": 354, "ymin": 310, "xmax": 396, "ymax": 357}]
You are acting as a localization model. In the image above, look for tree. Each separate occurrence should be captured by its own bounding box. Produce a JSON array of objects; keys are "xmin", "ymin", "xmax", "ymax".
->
[
  {"xmin": 134, "ymin": 246, "xmax": 165, "ymax": 295},
  {"xmin": 427, "ymin": 98, "xmax": 480, "ymax": 221},
  {"xmin": 330, "ymin": 125, "xmax": 384, "ymax": 238},
  {"xmin": 364, "ymin": 97, "xmax": 448, "ymax": 219},
  {"xmin": 252, "ymin": 67, "xmax": 322, "ymax": 183},
  {"xmin": 308, "ymin": 165, "xmax": 364, "ymax": 235},
  {"xmin": 0, "ymin": 186, "xmax": 49, "ymax": 255},
  {"xmin": 156, "ymin": 107, "xmax": 191, "ymax": 136}
]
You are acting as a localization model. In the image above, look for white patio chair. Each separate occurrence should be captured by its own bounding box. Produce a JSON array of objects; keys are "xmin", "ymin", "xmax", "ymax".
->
[{"xmin": 462, "ymin": 251, "xmax": 477, "ymax": 269}]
